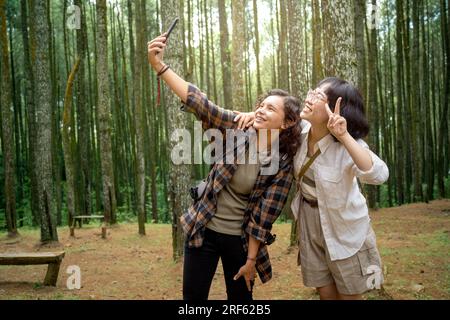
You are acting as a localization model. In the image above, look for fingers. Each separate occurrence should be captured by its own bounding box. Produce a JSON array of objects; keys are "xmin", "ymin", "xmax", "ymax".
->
[
  {"xmin": 233, "ymin": 113, "xmax": 245, "ymax": 129},
  {"xmin": 148, "ymin": 41, "xmax": 166, "ymax": 50},
  {"xmin": 233, "ymin": 113, "xmax": 254, "ymax": 129},
  {"xmin": 148, "ymin": 35, "xmax": 167, "ymax": 45},
  {"xmin": 334, "ymin": 118, "xmax": 346, "ymax": 128},
  {"xmin": 245, "ymin": 278, "xmax": 252, "ymax": 292},
  {"xmin": 233, "ymin": 271, "xmax": 242, "ymax": 281},
  {"xmin": 148, "ymin": 47, "xmax": 162, "ymax": 54},
  {"xmin": 327, "ymin": 114, "xmax": 335, "ymax": 128},
  {"xmin": 238, "ymin": 115, "xmax": 246, "ymax": 130},
  {"xmin": 334, "ymin": 97, "xmax": 342, "ymax": 115},
  {"xmin": 328, "ymin": 115, "xmax": 345, "ymax": 129}
]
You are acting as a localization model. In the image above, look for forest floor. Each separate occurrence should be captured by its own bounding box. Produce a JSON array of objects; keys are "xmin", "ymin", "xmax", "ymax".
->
[{"xmin": 0, "ymin": 199, "xmax": 449, "ymax": 300}]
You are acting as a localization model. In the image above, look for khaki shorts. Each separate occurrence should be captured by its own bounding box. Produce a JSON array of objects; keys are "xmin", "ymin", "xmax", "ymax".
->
[{"xmin": 297, "ymin": 199, "xmax": 384, "ymax": 295}]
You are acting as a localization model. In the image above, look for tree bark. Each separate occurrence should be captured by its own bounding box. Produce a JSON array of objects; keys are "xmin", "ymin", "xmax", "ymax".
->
[
  {"xmin": 62, "ymin": 58, "xmax": 81, "ymax": 229},
  {"xmin": 278, "ymin": 0, "xmax": 289, "ymax": 91},
  {"xmin": 96, "ymin": 0, "xmax": 117, "ymax": 224},
  {"xmin": 0, "ymin": 0, "xmax": 18, "ymax": 237},
  {"xmin": 32, "ymin": 0, "xmax": 58, "ymax": 242},
  {"xmin": 288, "ymin": 0, "xmax": 307, "ymax": 98},
  {"xmin": 231, "ymin": 0, "xmax": 246, "ymax": 110},
  {"xmin": 134, "ymin": 0, "xmax": 146, "ymax": 235},
  {"xmin": 161, "ymin": 0, "xmax": 192, "ymax": 260},
  {"xmin": 321, "ymin": 0, "xmax": 358, "ymax": 85}
]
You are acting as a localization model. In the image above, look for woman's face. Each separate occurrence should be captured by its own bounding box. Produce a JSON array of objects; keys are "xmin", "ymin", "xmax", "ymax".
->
[
  {"xmin": 253, "ymin": 95, "xmax": 287, "ymax": 130},
  {"xmin": 300, "ymin": 84, "xmax": 330, "ymax": 125}
]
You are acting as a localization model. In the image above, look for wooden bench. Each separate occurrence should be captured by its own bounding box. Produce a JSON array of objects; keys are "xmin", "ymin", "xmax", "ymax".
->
[
  {"xmin": 70, "ymin": 215, "xmax": 106, "ymax": 238},
  {"xmin": 0, "ymin": 251, "xmax": 65, "ymax": 286}
]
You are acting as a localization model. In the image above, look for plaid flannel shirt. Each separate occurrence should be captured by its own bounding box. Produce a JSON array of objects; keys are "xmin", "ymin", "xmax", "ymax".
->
[{"xmin": 180, "ymin": 84, "xmax": 294, "ymax": 283}]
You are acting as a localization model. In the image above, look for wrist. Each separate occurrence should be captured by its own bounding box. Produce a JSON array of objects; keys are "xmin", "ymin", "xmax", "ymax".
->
[
  {"xmin": 246, "ymin": 256, "xmax": 257, "ymax": 264},
  {"xmin": 338, "ymin": 131, "xmax": 352, "ymax": 144},
  {"xmin": 152, "ymin": 61, "xmax": 165, "ymax": 73}
]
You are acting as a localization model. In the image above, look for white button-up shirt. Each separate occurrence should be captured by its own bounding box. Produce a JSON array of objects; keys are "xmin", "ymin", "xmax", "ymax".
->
[{"xmin": 291, "ymin": 121, "xmax": 389, "ymax": 261}]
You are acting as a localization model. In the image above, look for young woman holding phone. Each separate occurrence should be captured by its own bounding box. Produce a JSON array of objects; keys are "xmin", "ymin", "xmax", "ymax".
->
[{"xmin": 148, "ymin": 33, "xmax": 302, "ymax": 300}]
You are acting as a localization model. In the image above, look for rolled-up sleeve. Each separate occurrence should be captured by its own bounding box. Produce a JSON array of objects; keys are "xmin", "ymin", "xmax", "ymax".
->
[
  {"xmin": 352, "ymin": 139, "xmax": 389, "ymax": 185},
  {"xmin": 181, "ymin": 83, "xmax": 237, "ymax": 130}
]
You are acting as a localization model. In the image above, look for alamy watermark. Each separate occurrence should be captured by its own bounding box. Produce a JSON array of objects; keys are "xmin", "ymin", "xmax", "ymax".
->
[
  {"xmin": 366, "ymin": 265, "xmax": 383, "ymax": 290},
  {"xmin": 66, "ymin": 5, "xmax": 81, "ymax": 30},
  {"xmin": 66, "ymin": 265, "xmax": 81, "ymax": 290},
  {"xmin": 170, "ymin": 122, "xmax": 281, "ymax": 175},
  {"xmin": 366, "ymin": 3, "xmax": 381, "ymax": 30}
]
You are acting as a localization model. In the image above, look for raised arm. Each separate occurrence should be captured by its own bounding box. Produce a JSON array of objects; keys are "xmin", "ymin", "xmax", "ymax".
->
[
  {"xmin": 148, "ymin": 34, "xmax": 255, "ymax": 130},
  {"xmin": 148, "ymin": 34, "xmax": 188, "ymax": 102}
]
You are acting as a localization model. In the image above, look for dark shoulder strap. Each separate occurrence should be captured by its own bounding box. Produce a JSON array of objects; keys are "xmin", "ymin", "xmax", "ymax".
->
[{"xmin": 296, "ymin": 149, "xmax": 321, "ymax": 180}]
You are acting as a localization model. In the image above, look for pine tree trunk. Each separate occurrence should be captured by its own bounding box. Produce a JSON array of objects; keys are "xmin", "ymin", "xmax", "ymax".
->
[
  {"xmin": 367, "ymin": 0, "xmax": 379, "ymax": 209},
  {"xmin": 395, "ymin": 0, "xmax": 405, "ymax": 205},
  {"xmin": 311, "ymin": 0, "xmax": 323, "ymax": 85},
  {"xmin": 62, "ymin": 58, "xmax": 81, "ymax": 229},
  {"xmin": 75, "ymin": 0, "xmax": 92, "ymax": 217},
  {"xmin": 354, "ymin": 0, "xmax": 367, "ymax": 99},
  {"xmin": 321, "ymin": 0, "xmax": 358, "ymax": 85},
  {"xmin": 411, "ymin": 0, "xmax": 423, "ymax": 201},
  {"xmin": 278, "ymin": 0, "xmax": 289, "ymax": 91},
  {"xmin": 231, "ymin": 0, "xmax": 246, "ymax": 110},
  {"xmin": 96, "ymin": 0, "xmax": 117, "ymax": 225},
  {"xmin": 20, "ymin": 0, "xmax": 40, "ymax": 226},
  {"xmin": 437, "ymin": 0, "xmax": 450, "ymax": 197},
  {"xmin": 252, "ymin": 0, "xmax": 263, "ymax": 96},
  {"xmin": 0, "ymin": 0, "xmax": 18, "ymax": 237},
  {"xmin": 288, "ymin": 0, "xmax": 307, "ymax": 98},
  {"xmin": 32, "ymin": 0, "xmax": 58, "ymax": 242},
  {"xmin": 161, "ymin": 0, "xmax": 192, "ymax": 260},
  {"xmin": 134, "ymin": 0, "xmax": 146, "ymax": 235}
]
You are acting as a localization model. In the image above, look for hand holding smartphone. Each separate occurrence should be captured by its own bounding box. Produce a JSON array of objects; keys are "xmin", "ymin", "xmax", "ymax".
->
[{"xmin": 163, "ymin": 17, "xmax": 179, "ymax": 42}]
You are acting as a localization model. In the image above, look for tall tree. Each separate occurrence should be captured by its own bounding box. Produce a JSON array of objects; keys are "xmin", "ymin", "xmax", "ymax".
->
[
  {"xmin": 75, "ymin": 0, "xmax": 92, "ymax": 217},
  {"xmin": 96, "ymin": 0, "xmax": 117, "ymax": 224},
  {"xmin": 62, "ymin": 58, "xmax": 80, "ymax": 230},
  {"xmin": 410, "ymin": 0, "xmax": 423, "ymax": 201},
  {"xmin": 161, "ymin": 0, "xmax": 192, "ymax": 260},
  {"xmin": 231, "ymin": 0, "xmax": 246, "ymax": 110},
  {"xmin": 321, "ymin": 0, "xmax": 358, "ymax": 84},
  {"xmin": 288, "ymin": 0, "xmax": 307, "ymax": 98},
  {"xmin": 311, "ymin": 0, "xmax": 323, "ymax": 85},
  {"xmin": 134, "ymin": 0, "xmax": 146, "ymax": 235},
  {"xmin": 367, "ymin": 0, "xmax": 379, "ymax": 208},
  {"xmin": 354, "ymin": 0, "xmax": 367, "ymax": 98},
  {"xmin": 20, "ymin": 0, "xmax": 39, "ymax": 226},
  {"xmin": 252, "ymin": 0, "xmax": 262, "ymax": 96},
  {"xmin": 395, "ymin": 0, "xmax": 405, "ymax": 204},
  {"xmin": 32, "ymin": 0, "xmax": 58, "ymax": 242},
  {"xmin": 278, "ymin": 0, "xmax": 289, "ymax": 90},
  {"xmin": 437, "ymin": 0, "xmax": 449, "ymax": 197},
  {"xmin": 0, "ymin": 0, "xmax": 17, "ymax": 237}
]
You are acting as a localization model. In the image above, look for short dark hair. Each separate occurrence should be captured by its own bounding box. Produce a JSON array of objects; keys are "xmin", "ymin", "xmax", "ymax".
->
[
  {"xmin": 254, "ymin": 89, "xmax": 302, "ymax": 159},
  {"xmin": 317, "ymin": 77, "xmax": 369, "ymax": 140}
]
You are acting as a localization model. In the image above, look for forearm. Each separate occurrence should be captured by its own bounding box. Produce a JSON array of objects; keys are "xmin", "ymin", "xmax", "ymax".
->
[
  {"xmin": 151, "ymin": 61, "xmax": 188, "ymax": 102},
  {"xmin": 339, "ymin": 132, "xmax": 373, "ymax": 172},
  {"xmin": 247, "ymin": 235, "xmax": 261, "ymax": 260}
]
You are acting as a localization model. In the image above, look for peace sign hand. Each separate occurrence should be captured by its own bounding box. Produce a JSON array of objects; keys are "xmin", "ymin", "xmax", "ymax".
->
[{"xmin": 326, "ymin": 97, "xmax": 348, "ymax": 139}]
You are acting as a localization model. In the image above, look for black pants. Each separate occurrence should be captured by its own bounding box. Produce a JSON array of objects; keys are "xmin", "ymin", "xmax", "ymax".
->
[{"xmin": 183, "ymin": 228, "xmax": 254, "ymax": 300}]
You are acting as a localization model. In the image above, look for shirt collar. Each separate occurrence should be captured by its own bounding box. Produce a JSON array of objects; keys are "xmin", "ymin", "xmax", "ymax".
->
[{"xmin": 301, "ymin": 120, "xmax": 335, "ymax": 154}]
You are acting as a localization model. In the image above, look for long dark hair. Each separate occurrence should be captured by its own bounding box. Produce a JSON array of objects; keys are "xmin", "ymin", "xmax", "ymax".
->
[
  {"xmin": 318, "ymin": 77, "xmax": 369, "ymax": 140},
  {"xmin": 254, "ymin": 89, "xmax": 302, "ymax": 159}
]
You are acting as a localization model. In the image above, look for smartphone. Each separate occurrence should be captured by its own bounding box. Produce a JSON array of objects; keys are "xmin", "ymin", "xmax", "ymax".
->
[{"xmin": 164, "ymin": 17, "xmax": 179, "ymax": 42}]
